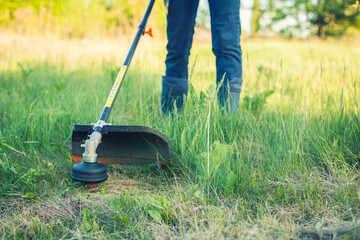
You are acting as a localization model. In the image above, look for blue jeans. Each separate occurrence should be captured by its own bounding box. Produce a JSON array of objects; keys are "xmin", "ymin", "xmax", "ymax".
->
[{"xmin": 162, "ymin": 0, "xmax": 243, "ymax": 113}]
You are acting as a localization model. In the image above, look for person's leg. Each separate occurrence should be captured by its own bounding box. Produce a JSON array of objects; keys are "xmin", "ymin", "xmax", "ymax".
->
[
  {"xmin": 208, "ymin": 0, "xmax": 242, "ymax": 113},
  {"xmin": 162, "ymin": 0, "xmax": 200, "ymax": 114}
]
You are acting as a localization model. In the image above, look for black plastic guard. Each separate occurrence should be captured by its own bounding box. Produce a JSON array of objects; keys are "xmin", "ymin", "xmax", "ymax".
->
[{"xmin": 72, "ymin": 125, "xmax": 172, "ymax": 165}]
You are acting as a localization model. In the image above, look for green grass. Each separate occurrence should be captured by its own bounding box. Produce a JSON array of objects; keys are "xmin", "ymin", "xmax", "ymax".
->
[{"xmin": 0, "ymin": 34, "xmax": 360, "ymax": 239}]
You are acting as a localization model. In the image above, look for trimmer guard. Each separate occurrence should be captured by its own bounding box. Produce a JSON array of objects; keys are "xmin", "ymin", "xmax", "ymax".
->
[{"xmin": 72, "ymin": 125, "xmax": 172, "ymax": 165}]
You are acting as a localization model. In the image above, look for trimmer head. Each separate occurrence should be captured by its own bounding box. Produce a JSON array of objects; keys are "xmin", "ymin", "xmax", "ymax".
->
[
  {"xmin": 71, "ymin": 162, "xmax": 108, "ymax": 184},
  {"xmin": 71, "ymin": 125, "xmax": 172, "ymax": 166}
]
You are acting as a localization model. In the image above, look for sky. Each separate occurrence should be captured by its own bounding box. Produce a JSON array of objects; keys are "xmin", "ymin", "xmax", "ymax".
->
[{"xmin": 240, "ymin": 0, "xmax": 254, "ymax": 33}]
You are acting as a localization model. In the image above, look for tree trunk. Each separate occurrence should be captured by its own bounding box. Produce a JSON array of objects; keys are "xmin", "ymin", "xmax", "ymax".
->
[
  {"xmin": 251, "ymin": 0, "xmax": 261, "ymax": 35},
  {"xmin": 317, "ymin": 24, "xmax": 322, "ymax": 37}
]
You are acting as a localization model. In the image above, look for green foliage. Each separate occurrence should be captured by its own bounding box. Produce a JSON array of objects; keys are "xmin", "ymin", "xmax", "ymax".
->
[
  {"xmin": 0, "ymin": 0, "xmax": 167, "ymax": 38},
  {"xmin": 18, "ymin": 63, "xmax": 33, "ymax": 80},
  {"xmin": 0, "ymin": 152, "xmax": 21, "ymax": 195},
  {"xmin": 82, "ymin": 208, "xmax": 100, "ymax": 233},
  {"xmin": 111, "ymin": 202, "xmax": 129, "ymax": 225},
  {"xmin": 243, "ymin": 90, "xmax": 274, "ymax": 116},
  {"xmin": 266, "ymin": 0, "xmax": 360, "ymax": 37},
  {"xmin": 147, "ymin": 195, "xmax": 176, "ymax": 225},
  {"xmin": 196, "ymin": 141, "xmax": 236, "ymax": 195},
  {"xmin": 0, "ymin": 0, "xmax": 50, "ymax": 19}
]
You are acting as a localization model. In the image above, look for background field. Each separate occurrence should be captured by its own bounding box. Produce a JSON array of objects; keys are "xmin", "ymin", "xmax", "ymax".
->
[{"xmin": 0, "ymin": 32, "xmax": 360, "ymax": 239}]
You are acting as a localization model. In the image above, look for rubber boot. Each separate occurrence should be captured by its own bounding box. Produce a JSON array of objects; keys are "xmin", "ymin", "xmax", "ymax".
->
[
  {"xmin": 161, "ymin": 87, "xmax": 187, "ymax": 114},
  {"xmin": 229, "ymin": 91, "xmax": 240, "ymax": 113},
  {"xmin": 218, "ymin": 90, "xmax": 240, "ymax": 114}
]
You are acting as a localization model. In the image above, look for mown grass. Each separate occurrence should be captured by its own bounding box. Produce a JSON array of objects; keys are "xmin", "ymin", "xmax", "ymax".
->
[{"xmin": 0, "ymin": 34, "xmax": 360, "ymax": 239}]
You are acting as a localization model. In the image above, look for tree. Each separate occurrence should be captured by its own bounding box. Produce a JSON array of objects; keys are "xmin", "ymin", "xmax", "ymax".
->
[
  {"xmin": 266, "ymin": 0, "xmax": 360, "ymax": 37},
  {"xmin": 0, "ymin": 0, "xmax": 52, "ymax": 20}
]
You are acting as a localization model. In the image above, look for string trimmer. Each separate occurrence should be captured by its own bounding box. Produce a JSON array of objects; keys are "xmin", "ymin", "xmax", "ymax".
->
[{"xmin": 71, "ymin": 0, "xmax": 171, "ymax": 185}]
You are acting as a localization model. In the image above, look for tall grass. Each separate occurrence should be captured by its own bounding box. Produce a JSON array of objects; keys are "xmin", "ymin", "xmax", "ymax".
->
[{"xmin": 0, "ymin": 34, "xmax": 359, "ymax": 239}]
